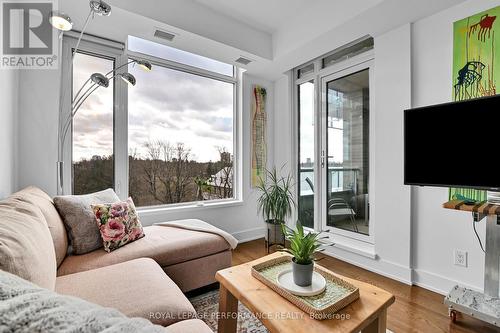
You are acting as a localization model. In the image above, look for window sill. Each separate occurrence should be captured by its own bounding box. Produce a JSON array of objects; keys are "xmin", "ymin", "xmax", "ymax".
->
[
  {"xmin": 325, "ymin": 233, "xmax": 376, "ymax": 259},
  {"xmin": 137, "ymin": 199, "xmax": 244, "ymax": 216}
]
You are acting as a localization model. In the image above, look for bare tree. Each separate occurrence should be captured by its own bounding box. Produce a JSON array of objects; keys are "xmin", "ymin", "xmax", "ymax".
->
[
  {"xmin": 143, "ymin": 141, "xmax": 163, "ymax": 203},
  {"xmin": 171, "ymin": 142, "xmax": 191, "ymax": 203},
  {"xmin": 142, "ymin": 140, "xmax": 193, "ymax": 204}
]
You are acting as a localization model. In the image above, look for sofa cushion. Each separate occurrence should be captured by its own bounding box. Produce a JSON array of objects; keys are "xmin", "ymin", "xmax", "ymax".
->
[
  {"xmin": 55, "ymin": 258, "xmax": 197, "ymax": 326},
  {"xmin": 0, "ymin": 196, "xmax": 57, "ymax": 290},
  {"xmin": 54, "ymin": 188, "xmax": 120, "ymax": 255},
  {"xmin": 92, "ymin": 198, "xmax": 145, "ymax": 252},
  {"xmin": 57, "ymin": 225, "xmax": 230, "ymax": 276},
  {"xmin": 0, "ymin": 269, "xmax": 166, "ymax": 333},
  {"xmin": 164, "ymin": 319, "xmax": 213, "ymax": 333},
  {"xmin": 164, "ymin": 251, "xmax": 232, "ymax": 292},
  {"xmin": 10, "ymin": 186, "xmax": 68, "ymax": 267}
]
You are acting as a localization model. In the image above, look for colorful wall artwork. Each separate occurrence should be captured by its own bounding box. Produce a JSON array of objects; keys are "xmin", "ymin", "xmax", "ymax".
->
[
  {"xmin": 450, "ymin": 6, "xmax": 500, "ymax": 201},
  {"xmin": 251, "ymin": 85, "xmax": 267, "ymax": 187}
]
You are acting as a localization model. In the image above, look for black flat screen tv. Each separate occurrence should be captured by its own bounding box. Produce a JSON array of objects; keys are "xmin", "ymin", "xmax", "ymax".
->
[{"xmin": 404, "ymin": 95, "xmax": 500, "ymax": 191}]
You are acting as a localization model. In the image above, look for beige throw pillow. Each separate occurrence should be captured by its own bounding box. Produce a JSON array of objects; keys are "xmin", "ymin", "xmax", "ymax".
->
[{"xmin": 54, "ymin": 189, "xmax": 120, "ymax": 255}]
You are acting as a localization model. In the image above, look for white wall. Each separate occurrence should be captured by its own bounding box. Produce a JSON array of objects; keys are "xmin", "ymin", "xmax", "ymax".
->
[
  {"xmin": 371, "ymin": 24, "xmax": 412, "ymax": 281},
  {"xmin": 411, "ymin": 0, "xmax": 500, "ymax": 294},
  {"xmin": 0, "ymin": 69, "xmax": 18, "ymax": 199},
  {"xmin": 273, "ymin": 73, "xmax": 293, "ymax": 173},
  {"xmin": 17, "ymin": 69, "xmax": 59, "ymax": 195}
]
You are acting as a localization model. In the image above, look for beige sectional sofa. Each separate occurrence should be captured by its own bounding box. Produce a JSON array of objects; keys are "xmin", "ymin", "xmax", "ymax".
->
[{"xmin": 0, "ymin": 186, "xmax": 232, "ymax": 331}]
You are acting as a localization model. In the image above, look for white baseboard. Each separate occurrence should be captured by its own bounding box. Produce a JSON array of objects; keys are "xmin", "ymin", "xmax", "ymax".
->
[
  {"xmin": 412, "ymin": 269, "xmax": 482, "ymax": 295},
  {"xmin": 232, "ymin": 227, "xmax": 266, "ymax": 243},
  {"xmin": 322, "ymin": 247, "xmax": 413, "ymax": 285}
]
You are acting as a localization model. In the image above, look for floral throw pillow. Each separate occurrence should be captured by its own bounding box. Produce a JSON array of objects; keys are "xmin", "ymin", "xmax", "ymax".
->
[{"xmin": 91, "ymin": 198, "xmax": 145, "ymax": 252}]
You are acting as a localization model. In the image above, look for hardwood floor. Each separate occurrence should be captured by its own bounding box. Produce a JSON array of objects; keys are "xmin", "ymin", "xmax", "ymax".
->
[{"xmin": 232, "ymin": 239, "xmax": 500, "ymax": 333}]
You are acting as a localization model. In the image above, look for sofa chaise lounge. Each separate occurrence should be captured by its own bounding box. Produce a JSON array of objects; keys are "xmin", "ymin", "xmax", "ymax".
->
[{"xmin": 0, "ymin": 186, "xmax": 232, "ymax": 330}]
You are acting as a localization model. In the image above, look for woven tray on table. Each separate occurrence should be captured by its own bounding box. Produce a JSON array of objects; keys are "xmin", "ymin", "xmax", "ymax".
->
[{"xmin": 251, "ymin": 255, "xmax": 359, "ymax": 320}]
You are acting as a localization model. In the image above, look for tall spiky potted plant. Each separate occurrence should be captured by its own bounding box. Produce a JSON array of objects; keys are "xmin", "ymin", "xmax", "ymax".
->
[
  {"xmin": 281, "ymin": 221, "xmax": 324, "ymax": 286},
  {"xmin": 256, "ymin": 167, "xmax": 295, "ymax": 251}
]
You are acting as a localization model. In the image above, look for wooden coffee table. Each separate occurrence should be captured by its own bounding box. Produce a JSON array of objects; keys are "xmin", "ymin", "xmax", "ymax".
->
[{"xmin": 215, "ymin": 252, "xmax": 395, "ymax": 333}]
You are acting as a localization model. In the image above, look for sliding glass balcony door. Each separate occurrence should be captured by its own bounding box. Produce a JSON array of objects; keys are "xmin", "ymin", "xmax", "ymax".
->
[
  {"xmin": 295, "ymin": 39, "xmax": 375, "ymax": 248},
  {"xmin": 321, "ymin": 66, "xmax": 371, "ymax": 239}
]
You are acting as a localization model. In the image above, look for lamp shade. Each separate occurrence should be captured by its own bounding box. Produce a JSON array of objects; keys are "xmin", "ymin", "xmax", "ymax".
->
[
  {"xmin": 49, "ymin": 11, "xmax": 73, "ymax": 31},
  {"xmin": 120, "ymin": 73, "xmax": 136, "ymax": 86},
  {"xmin": 136, "ymin": 60, "xmax": 152, "ymax": 72},
  {"xmin": 90, "ymin": 73, "xmax": 110, "ymax": 88}
]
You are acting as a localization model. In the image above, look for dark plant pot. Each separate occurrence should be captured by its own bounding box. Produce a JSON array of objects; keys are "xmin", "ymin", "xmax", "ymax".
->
[
  {"xmin": 292, "ymin": 258, "xmax": 314, "ymax": 287},
  {"xmin": 264, "ymin": 220, "xmax": 285, "ymax": 244}
]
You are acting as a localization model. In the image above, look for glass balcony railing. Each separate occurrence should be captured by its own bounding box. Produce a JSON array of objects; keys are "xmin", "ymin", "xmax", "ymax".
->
[{"xmin": 298, "ymin": 166, "xmax": 368, "ymax": 235}]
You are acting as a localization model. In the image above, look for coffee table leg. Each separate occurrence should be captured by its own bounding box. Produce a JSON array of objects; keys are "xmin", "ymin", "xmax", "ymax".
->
[
  {"xmin": 361, "ymin": 309, "xmax": 387, "ymax": 333},
  {"xmin": 218, "ymin": 285, "xmax": 238, "ymax": 333}
]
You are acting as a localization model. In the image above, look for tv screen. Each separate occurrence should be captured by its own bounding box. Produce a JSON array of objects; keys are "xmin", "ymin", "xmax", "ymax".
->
[{"xmin": 404, "ymin": 95, "xmax": 500, "ymax": 191}]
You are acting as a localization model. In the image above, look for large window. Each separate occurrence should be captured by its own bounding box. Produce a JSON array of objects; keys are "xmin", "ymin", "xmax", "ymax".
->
[
  {"xmin": 127, "ymin": 58, "xmax": 235, "ymax": 207},
  {"xmin": 67, "ymin": 35, "xmax": 237, "ymax": 208},
  {"xmin": 72, "ymin": 51, "xmax": 115, "ymax": 195}
]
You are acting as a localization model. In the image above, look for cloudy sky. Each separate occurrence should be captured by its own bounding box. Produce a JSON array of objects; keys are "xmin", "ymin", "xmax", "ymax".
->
[{"xmin": 72, "ymin": 41, "xmax": 234, "ymax": 163}]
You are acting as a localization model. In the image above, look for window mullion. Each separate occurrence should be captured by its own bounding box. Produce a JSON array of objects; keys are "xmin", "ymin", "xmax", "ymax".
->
[{"xmin": 114, "ymin": 52, "xmax": 129, "ymax": 200}]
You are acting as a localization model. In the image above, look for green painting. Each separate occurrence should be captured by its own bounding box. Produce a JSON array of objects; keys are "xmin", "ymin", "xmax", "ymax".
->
[{"xmin": 450, "ymin": 6, "xmax": 500, "ymax": 202}]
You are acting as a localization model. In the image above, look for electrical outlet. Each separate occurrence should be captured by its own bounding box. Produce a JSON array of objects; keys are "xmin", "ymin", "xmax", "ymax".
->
[{"xmin": 454, "ymin": 249, "xmax": 468, "ymax": 267}]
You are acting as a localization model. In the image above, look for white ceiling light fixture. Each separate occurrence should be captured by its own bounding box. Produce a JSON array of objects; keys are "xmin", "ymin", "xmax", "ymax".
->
[{"xmin": 49, "ymin": 11, "xmax": 73, "ymax": 31}]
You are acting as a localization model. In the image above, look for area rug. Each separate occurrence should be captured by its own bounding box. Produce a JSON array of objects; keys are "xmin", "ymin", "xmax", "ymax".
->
[
  {"xmin": 190, "ymin": 289, "xmax": 264, "ymax": 332},
  {"xmin": 189, "ymin": 289, "xmax": 393, "ymax": 333}
]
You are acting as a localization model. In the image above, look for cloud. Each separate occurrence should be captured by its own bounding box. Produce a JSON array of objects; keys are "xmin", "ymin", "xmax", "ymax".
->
[
  {"xmin": 210, "ymin": 117, "xmax": 233, "ymax": 133},
  {"xmin": 129, "ymin": 65, "xmax": 233, "ymax": 114},
  {"xmin": 73, "ymin": 55, "xmax": 235, "ymax": 162}
]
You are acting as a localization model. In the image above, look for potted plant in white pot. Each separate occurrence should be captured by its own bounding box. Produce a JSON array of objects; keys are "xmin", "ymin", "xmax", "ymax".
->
[
  {"xmin": 256, "ymin": 167, "xmax": 295, "ymax": 251},
  {"xmin": 281, "ymin": 221, "xmax": 325, "ymax": 286}
]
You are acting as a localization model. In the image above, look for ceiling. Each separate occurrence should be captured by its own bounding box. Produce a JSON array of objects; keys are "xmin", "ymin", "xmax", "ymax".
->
[
  {"xmin": 67, "ymin": 0, "xmax": 468, "ymax": 80},
  {"xmin": 194, "ymin": 0, "xmax": 384, "ymax": 38},
  {"xmin": 194, "ymin": 0, "xmax": 317, "ymax": 34}
]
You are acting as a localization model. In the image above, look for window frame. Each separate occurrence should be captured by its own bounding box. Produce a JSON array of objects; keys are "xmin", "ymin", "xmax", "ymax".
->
[
  {"xmin": 125, "ymin": 49, "xmax": 240, "ymax": 210},
  {"xmin": 61, "ymin": 33, "xmax": 128, "ymax": 197},
  {"xmin": 62, "ymin": 33, "xmax": 241, "ymax": 209},
  {"xmin": 293, "ymin": 40, "xmax": 375, "ymax": 246},
  {"xmin": 320, "ymin": 61, "xmax": 375, "ymax": 244},
  {"xmin": 296, "ymin": 78, "xmax": 317, "ymax": 231}
]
